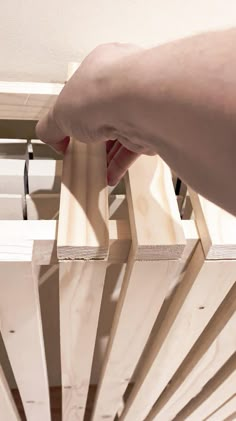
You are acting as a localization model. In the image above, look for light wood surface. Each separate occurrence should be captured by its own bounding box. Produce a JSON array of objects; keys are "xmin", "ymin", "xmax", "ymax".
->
[
  {"xmin": 0, "ymin": 365, "xmax": 20, "ymax": 421},
  {"xmin": 0, "ymin": 159, "xmax": 25, "ymax": 195},
  {"xmin": 175, "ymin": 353, "xmax": 236, "ymax": 420},
  {"xmin": 206, "ymin": 394, "xmax": 236, "ymax": 421},
  {"xmin": 190, "ymin": 189, "xmax": 236, "ymax": 259},
  {"xmin": 0, "ymin": 261, "xmax": 51, "ymax": 421},
  {"xmin": 28, "ymin": 160, "xmax": 62, "ymax": 194},
  {"xmin": 146, "ymin": 280, "xmax": 236, "ymax": 420},
  {"xmin": 0, "ymin": 81, "xmax": 62, "ymax": 120},
  {"xmin": 57, "ymin": 140, "xmax": 109, "ymax": 260},
  {"xmin": 119, "ymin": 244, "xmax": 236, "ymax": 421},
  {"xmin": 91, "ymin": 159, "xmax": 187, "ymax": 421},
  {"xmin": 26, "ymin": 193, "xmax": 59, "ymax": 220},
  {"xmin": 0, "ymin": 139, "xmax": 27, "ymax": 159},
  {"xmin": 0, "ymin": 194, "xmax": 24, "ymax": 219},
  {"xmin": 125, "ymin": 155, "xmax": 186, "ymax": 260},
  {"xmin": 59, "ymin": 260, "xmax": 107, "ymax": 421}
]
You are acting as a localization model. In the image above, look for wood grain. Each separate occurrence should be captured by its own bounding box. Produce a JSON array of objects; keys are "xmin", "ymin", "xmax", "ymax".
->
[
  {"xmin": 190, "ymin": 189, "xmax": 236, "ymax": 259},
  {"xmin": 125, "ymin": 155, "xmax": 186, "ymax": 260},
  {"xmin": 146, "ymin": 280, "xmax": 236, "ymax": 420},
  {"xmin": 119, "ymin": 244, "xmax": 236, "ymax": 421}
]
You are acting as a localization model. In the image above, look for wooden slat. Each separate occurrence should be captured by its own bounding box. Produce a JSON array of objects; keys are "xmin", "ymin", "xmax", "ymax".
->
[
  {"xmin": 28, "ymin": 160, "xmax": 62, "ymax": 194},
  {"xmin": 60, "ymin": 260, "xmax": 107, "ymax": 420},
  {"xmin": 190, "ymin": 189, "xmax": 236, "ymax": 259},
  {"xmin": 0, "ymin": 255, "xmax": 51, "ymax": 420},
  {"xmin": 0, "ymin": 81, "xmax": 63, "ymax": 120},
  {"xmin": 0, "ymin": 159, "xmax": 25, "ymax": 195},
  {"xmin": 109, "ymin": 194, "xmax": 128, "ymax": 220},
  {"xmin": 125, "ymin": 155, "xmax": 186, "ymax": 260},
  {"xmin": 0, "ymin": 194, "xmax": 24, "ymax": 219},
  {"xmin": 206, "ymin": 395, "xmax": 236, "ymax": 421},
  {"xmin": 119, "ymin": 244, "xmax": 236, "ymax": 421},
  {"xmin": 175, "ymin": 353, "xmax": 236, "ymax": 420},
  {"xmin": 0, "ymin": 139, "xmax": 27, "ymax": 159},
  {"xmin": 26, "ymin": 193, "xmax": 59, "ymax": 220},
  {"xmin": 91, "ymin": 158, "xmax": 186, "ymax": 421},
  {"xmin": 31, "ymin": 139, "xmax": 62, "ymax": 160},
  {"xmin": 146, "ymin": 280, "xmax": 236, "ymax": 420},
  {"xmin": 57, "ymin": 140, "xmax": 109, "ymax": 260},
  {"xmin": 0, "ymin": 365, "xmax": 20, "ymax": 421}
]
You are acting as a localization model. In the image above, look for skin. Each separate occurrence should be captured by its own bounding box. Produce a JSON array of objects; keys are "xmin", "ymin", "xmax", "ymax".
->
[{"xmin": 36, "ymin": 29, "xmax": 236, "ymax": 215}]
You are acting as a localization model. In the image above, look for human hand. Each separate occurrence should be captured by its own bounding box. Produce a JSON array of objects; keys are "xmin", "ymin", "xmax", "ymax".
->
[{"xmin": 36, "ymin": 43, "xmax": 154, "ymax": 185}]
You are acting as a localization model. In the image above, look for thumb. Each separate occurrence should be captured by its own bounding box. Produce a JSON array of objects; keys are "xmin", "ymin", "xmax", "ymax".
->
[{"xmin": 36, "ymin": 108, "xmax": 67, "ymax": 151}]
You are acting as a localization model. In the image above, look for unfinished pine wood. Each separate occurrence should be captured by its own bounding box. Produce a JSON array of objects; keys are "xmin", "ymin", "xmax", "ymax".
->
[
  {"xmin": 26, "ymin": 193, "xmax": 59, "ymax": 220},
  {"xmin": 190, "ymin": 189, "xmax": 236, "ymax": 259},
  {"xmin": 0, "ymin": 260, "xmax": 51, "ymax": 421},
  {"xmin": 28, "ymin": 160, "xmax": 62, "ymax": 194},
  {"xmin": 206, "ymin": 395, "xmax": 236, "ymax": 421},
  {"xmin": 0, "ymin": 139, "xmax": 27, "ymax": 159},
  {"xmin": 59, "ymin": 260, "xmax": 107, "ymax": 421},
  {"xmin": 175, "ymin": 353, "xmax": 236, "ymax": 420},
  {"xmin": 146, "ymin": 281, "xmax": 236, "ymax": 420},
  {"xmin": 125, "ymin": 155, "xmax": 186, "ymax": 260},
  {"xmin": 91, "ymin": 159, "xmax": 187, "ymax": 421},
  {"xmin": 0, "ymin": 159, "xmax": 25, "ymax": 195},
  {"xmin": 57, "ymin": 140, "xmax": 109, "ymax": 260},
  {"xmin": 109, "ymin": 194, "xmax": 128, "ymax": 220},
  {"xmin": 31, "ymin": 139, "xmax": 62, "ymax": 160},
  {"xmin": 119, "ymin": 244, "xmax": 236, "ymax": 421},
  {"xmin": 0, "ymin": 81, "xmax": 63, "ymax": 120},
  {"xmin": 0, "ymin": 194, "xmax": 24, "ymax": 219},
  {"xmin": 0, "ymin": 365, "xmax": 20, "ymax": 421}
]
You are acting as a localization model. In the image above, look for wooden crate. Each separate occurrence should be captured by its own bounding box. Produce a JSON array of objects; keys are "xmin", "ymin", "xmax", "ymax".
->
[{"xmin": 0, "ymin": 81, "xmax": 235, "ymax": 421}]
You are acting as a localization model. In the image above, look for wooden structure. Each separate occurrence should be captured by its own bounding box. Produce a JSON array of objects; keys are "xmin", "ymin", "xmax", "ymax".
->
[{"xmin": 0, "ymin": 80, "xmax": 235, "ymax": 421}]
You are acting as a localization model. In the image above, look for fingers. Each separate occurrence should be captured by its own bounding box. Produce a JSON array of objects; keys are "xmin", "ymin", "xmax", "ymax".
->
[
  {"xmin": 36, "ymin": 108, "xmax": 65, "ymax": 146},
  {"xmin": 107, "ymin": 144, "xmax": 140, "ymax": 186}
]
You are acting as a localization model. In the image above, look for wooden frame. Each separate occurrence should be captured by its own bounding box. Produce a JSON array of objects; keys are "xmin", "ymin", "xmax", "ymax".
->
[{"xmin": 0, "ymin": 81, "xmax": 235, "ymax": 421}]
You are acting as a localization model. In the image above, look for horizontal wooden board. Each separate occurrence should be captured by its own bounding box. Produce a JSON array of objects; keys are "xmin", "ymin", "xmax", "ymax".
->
[{"xmin": 28, "ymin": 160, "xmax": 62, "ymax": 194}]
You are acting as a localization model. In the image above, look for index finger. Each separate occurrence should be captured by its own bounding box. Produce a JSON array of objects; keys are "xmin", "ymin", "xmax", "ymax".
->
[{"xmin": 107, "ymin": 145, "xmax": 140, "ymax": 185}]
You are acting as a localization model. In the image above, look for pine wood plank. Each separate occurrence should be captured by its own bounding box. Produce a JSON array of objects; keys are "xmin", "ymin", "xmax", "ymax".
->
[
  {"xmin": 0, "ymin": 81, "xmax": 63, "ymax": 120},
  {"xmin": 190, "ymin": 189, "xmax": 236, "ymax": 259},
  {"xmin": 0, "ymin": 365, "xmax": 20, "ymax": 421},
  {"xmin": 91, "ymin": 159, "xmax": 187, "ymax": 421},
  {"xmin": 0, "ymin": 159, "xmax": 25, "ymax": 195},
  {"xmin": 175, "ymin": 353, "xmax": 236, "ymax": 420},
  {"xmin": 146, "ymin": 280, "xmax": 236, "ymax": 420},
  {"xmin": 206, "ymin": 395, "xmax": 236, "ymax": 421},
  {"xmin": 57, "ymin": 140, "xmax": 109, "ymax": 260},
  {"xmin": 109, "ymin": 194, "xmax": 128, "ymax": 220},
  {"xmin": 0, "ymin": 194, "xmax": 24, "ymax": 219},
  {"xmin": 119, "ymin": 244, "xmax": 236, "ymax": 421},
  {"xmin": 59, "ymin": 260, "xmax": 107, "ymax": 421},
  {"xmin": 0, "ymin": 139, "xmax": 27, "ymax": 159},
  {"xmin": 0, "ymin": 260, "xmax": 51, "ymax": 421},
  {"xmin": 125, "ymin": 155, "xmax": 186, "ymax": 260},
  {"xmin": 26, "ymin": 193, "xmax": 59, "ymax": 220},
  {"xmin": 28, "ymin": 160, "xmax": 62, "ymax": 194}
]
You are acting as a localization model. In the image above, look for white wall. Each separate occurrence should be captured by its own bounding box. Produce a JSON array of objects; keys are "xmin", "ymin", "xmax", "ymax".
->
[{"xmin": 1, "ymin": 0, "xmax": 236, "ymax": 83}]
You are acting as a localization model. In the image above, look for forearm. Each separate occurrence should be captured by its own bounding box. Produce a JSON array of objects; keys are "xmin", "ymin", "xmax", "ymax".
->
[{"xmin": 112, "ymin": 29, "xmax": 236, "ymax": 213}]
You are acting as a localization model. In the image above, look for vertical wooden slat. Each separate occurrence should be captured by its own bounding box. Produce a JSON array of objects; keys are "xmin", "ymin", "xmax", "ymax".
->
[
  {"xmin": 59, "ymin": 260, "xmax": 107, "ymax": 419},
  {"xmin": 175, "ymin": 353, "xmax": 236, "ymax": 420},
  {"xmin": 58, "ymin": 60, "xmax": 109, "ymax": 420},
  {"xmin": 0, "ymin": 365, "xmax": 20, "ymax": 421},
  {"xmin": 0, "ymin": 257, "xmax": 51, "ymax": 420},
  {"xmin": 91, "ymin": 156, "xmax": 186, "ymax": 421},
  {"xmin": 146, "ymin": 281, "xmax": 236, "ymax": 420},
  {"xmin": 206, "ymin": 395, "xmax": 236, "ymax": 421},
  {"xmin": 119, "ymin": 244, "xmax": 236, "ymax": 421}
]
